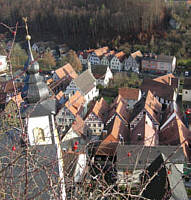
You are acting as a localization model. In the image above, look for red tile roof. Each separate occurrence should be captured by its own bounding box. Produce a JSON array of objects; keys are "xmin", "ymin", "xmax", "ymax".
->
[
  {"xmin": 115, "ymin": 51, "xmax": 126, "ymax": 61},
  {"xmin": 96, "ymin": 116, "xmax": 129, "ymax": 156},
  {"xmin": 159, "ymin": 113, "xmax": 191, "ymax": 160},
  {"xmin": 92, "ymin": 97, "xmax": 109, "ymax": 122},
  {"xmin": 55, "ymin": 63, "xmax": 78, "ymax": 80},
  {"xmin": 118, "ymin": 87, "xmax": 140, "ymax": 101},
  {"xmin": 131, "ymin": 115, "xmax": 158, "ymax": 146},
  {"xmin": 55, "ymin": 91, "xmax": 64, "ymax": 101},
  {"xmin": 65, "ymin": 91, "xmax": 85, "ymax": 116}
]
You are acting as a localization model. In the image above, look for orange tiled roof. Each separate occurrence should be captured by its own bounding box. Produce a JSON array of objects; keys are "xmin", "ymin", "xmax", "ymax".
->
[
  {"xmin": 55, "ymin": 63, "xmax": 78, "ymax": 80},
  {"xmin": 160, "ymin": 113, "xmax": 191, "ymax": 160},
  {"xmin": 96, "ymin": 116, "xmax": 129, "ymax": 156},
  {"xmin": 119, "ymin": 87, "xmax": 140, "ymax": 101},
  {"xmin": 145, "ymin": 90, "xmax": 162, "ymax": 123},
  {"xmin": 115, "ymin": 51, "xmax": 125, "ymax": 60},
  {"xmin": 47, "ymin": 78, "xmax": 53, "ymax": 85},
  {"xmin": 131, "ymin": 115, "xmax": 157, "ymax": 146},
  {"xmin": 94, "ymin": 46, "xmax": 109, "ymax": 57},
  {"xmin": 65, "ymin": 91, "xmax": 85, "ymax": 116},
  {"xmin": 92, "ymin": 97, "xmax": 109, "ymax": 122},
  {"xmin": 72, "ymin": 115, "xmax": 86, "ymax": 136},
  {"xmin": 153, "ymin": 73, "xmax": 175, "ymax": 85},
  {"xmin": 11, "ymin": 93, "xmax": 24, "ymax": 107},
  {"xmin": 115, "ymin": 101, "xmax": 129, "ymax": 123},
  {"xmin": 55, "ymin": 91, "xmax": 64, "ymax": 101}
]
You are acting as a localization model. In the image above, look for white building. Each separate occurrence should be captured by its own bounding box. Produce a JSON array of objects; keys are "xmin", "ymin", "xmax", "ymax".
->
[
  {"xmin": 91, "ymin": 64, "xmax": 113, "ymax": 87},
  {"xmin": 110, "ymin": 51, "xmax": 126, "ymax": 72},
  {"xmin": 65, "ymin": 69, "xmax": 99, "ymax": 104},
  {"xmin": 124, "ymin": 50, "xmax": 143, "ymax": 73},
  {"xmin": 0, "ymin": 55, "xmax": 8, "ymax": 72}
]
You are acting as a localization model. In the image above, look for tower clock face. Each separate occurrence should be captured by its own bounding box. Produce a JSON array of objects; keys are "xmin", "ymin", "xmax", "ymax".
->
[{"xmin": 33, "ymin": 127, "xmax": 45, "ymax": 143}]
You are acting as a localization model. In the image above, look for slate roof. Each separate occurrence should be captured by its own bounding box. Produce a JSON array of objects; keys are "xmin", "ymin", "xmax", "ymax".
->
[
  {"xmin": 74, "ymin": 69, "xmax": 96, "ymax": 95},
  {"xmin": 21, "ymin": 98, "xmax": 57, "ymax": 118},
  {"xmin": 183, "ymin": 78, "xmax": 191, "ymax": 90},
  {"xmin": 140, "ymin": 78, "xmax": 175, "ymax": 101},
  {"xmin": 0, "ymin": 132, "xmax": 61, "ymax": 199},
  {"xmin": 91, "ymin": 65, "xmax": 108, "ymax": 80},
  {"xmin": 140, "ymin": 153, "xmax": 188, "ymax": 200},
  {"xmin": 116, "ymin": 145, "xmax": 185, "ymax": 170},
  {"xmin": 118, "ymin": 87, "xmax": 140, "ymax": 101}
]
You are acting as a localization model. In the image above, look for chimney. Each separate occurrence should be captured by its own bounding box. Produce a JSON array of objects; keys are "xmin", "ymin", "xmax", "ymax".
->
[
  {"xmin": 87, "ymin": 61, "xmax": 91, "ymax": 73},
  {"xmin": 168, "ymin": 77, "xmax": 171, "ymax": 86}
]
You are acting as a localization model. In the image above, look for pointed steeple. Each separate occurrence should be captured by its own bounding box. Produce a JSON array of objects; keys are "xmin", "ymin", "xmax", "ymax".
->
[{"xmin": 21, "ymin": 18, "xmax": 50, "ymax": 104}]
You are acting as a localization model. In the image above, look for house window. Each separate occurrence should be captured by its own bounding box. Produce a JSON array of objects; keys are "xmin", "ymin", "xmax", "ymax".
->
[
  {"xmin": 93, "ymin": 124, "xmax": 96, "ymax": 127},
  {"xmin": 98, "ymin": 123, "xmax": 101, "ymax": 127},
  {"xmin": 185, "ymin": 91, "xmax": 188, "ymax": 94}
]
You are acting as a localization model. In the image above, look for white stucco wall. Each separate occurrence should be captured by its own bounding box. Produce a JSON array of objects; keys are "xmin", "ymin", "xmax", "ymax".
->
[
  {"xmin": 182, "ymin": 89, "xmax": 191, "ymax": 102},
  {"xmin": 28, "ymin": 115, "xmax": 52, "ymax": 145}
]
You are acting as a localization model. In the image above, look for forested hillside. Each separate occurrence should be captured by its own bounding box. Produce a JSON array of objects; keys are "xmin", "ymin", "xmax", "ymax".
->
[{"xmin": 0, "ymin": 0, "xmax": 166, "ymax": 49}]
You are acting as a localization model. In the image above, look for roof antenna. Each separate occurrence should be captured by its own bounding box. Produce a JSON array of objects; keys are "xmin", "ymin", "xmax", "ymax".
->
[{"xmin": 23, "ymin": 17, "xmax": 34, "ymax": 61}]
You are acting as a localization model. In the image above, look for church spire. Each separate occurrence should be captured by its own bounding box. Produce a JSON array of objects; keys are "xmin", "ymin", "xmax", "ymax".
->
[{"xmin": 21, "ymin": 18, "xmax": 50, "ymax": 104}]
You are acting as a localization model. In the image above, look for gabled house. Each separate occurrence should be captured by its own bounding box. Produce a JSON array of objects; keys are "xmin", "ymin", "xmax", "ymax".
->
[
  {"xmin": 130, "ymin": 114, "xmax": 158, "ymax": 146},
  {"xmin": 65, "ymin": 69, "xmax": 99, "ymax": 104},
  {"xmin": 159, "ymin": 107, "xmax": 191, "ymax": 161},
  {"xmin": 88, "ymin": 47, "xmax": 109, "ymax": 65},
  {"xmin": 124, "ymin": 50, "xmax": 143, "ymax": 73},
  {"xmin": 62, "ymin": 149, "xmax": 87, "ymax": 184},
  {"xmin": 140, "ymin": 78, "xmax": 177, "ymax": 105},
  {"xmin": 153, "ymin": 73, "xmax": 179, "ymax": 90},
  {"xmin": 55, "ymin": 91, "xmax": 86, "ymax": 131},
  {"xmin": 140, "ymin": 153, "xmax": 188, "ymax": 200},
  {"xmin": 62, "ymin": 115, "xmax": 90, "ymax": 151},
  {"xmin": 116, "ymin": 145, "xmax": 185, "ymax": 186},
  {"xmin": 31, "ymin": 41, "xmax": 56, "ymax": 54},
  {"xmin": 55, "ymin": 91, "xmax": 65, "ymax": 106},
  {"xmin": 110, "ymin": 51, "xmax": 126, "ymax": 72},
  {"xmin": 118, "ymin": 87, "xmax": 142, "ymax": 109},
  {"xmin": 100, "ymin": 50, "xmax": 115, "ymax": 66},
  {"xmin": 129, "ymin": 90, "xmax": 162, "ymax": 132},
  {"xmin": 96, "ymin": 115, "xmax": 129, "ymax": 157},
  {"xmin": 142, "ymin": 54, "xmax": 176, "ymax": 74},
  {"xmin": 78, "ymin": 51, "xmax": 88, "ymax": 65},
  {"xmin": 85, "ymin": 98, "xmax": 109, "ymax": 139},
  {"xmin": 182, "ymin": 78, "xmax": 191, "ymax": 106},
  {"xmin": 91, "ymin": 64, "xmax": 113, "ymax": 87},
  {"xmin": 51, "ymin": 63, "xmax": 78, "ymax": 94}
]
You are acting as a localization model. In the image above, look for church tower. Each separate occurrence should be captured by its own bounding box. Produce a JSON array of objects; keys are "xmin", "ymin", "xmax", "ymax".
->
[{"xmin": 21, "ymin": 19, "xmax": 57, "ymax": 146}]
